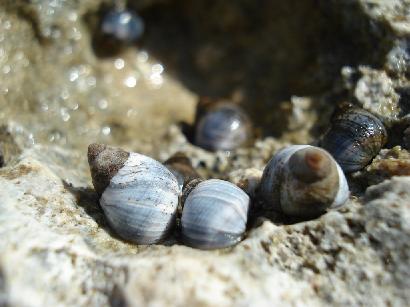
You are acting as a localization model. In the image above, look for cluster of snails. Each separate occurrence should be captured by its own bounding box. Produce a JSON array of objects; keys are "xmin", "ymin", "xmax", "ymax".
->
[
  {"xmin": 88, "ymin": 144, "xmax": 350, "ymax": 249},
  {"xmin": 88, "ymin": 143, "xmax": 250, "ymax": 249},
  {"xmin": 87, "ymin": 102, "xmax": 391, "ymax": 250}
]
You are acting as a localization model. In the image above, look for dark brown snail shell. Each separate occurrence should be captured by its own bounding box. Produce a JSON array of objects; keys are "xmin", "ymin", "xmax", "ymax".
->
[
  {"xmin": 164, "ymin": 152, "xmax": 201, "ymax": 193},
  {"xmin": 320, "ymin": 106, "xmax": 387, "ymax": 173},
  {"xmin": 259, "ymin": 145, "xmax": 349, "ymax": 218}
]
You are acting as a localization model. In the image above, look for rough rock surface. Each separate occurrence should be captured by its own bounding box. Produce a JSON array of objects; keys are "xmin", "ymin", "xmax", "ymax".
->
[
  {"xmin": 1, "ymin": 146, "xmax": 410, "ymax": 306},
  {"xmin": 1, "ymin": 0, "xmax": 410, "ymax": 306}
]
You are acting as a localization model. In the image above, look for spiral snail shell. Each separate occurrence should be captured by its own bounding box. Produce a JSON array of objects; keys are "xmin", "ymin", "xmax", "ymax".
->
[
  {"xmin": 88, "ymin": 143, "xmax": 179, "ymax": 244},
  {"xmin": 320, "ymin": 106, "xmax": 387, "ymax": 173},
  {"xmin": 194, "ymin": 99, "xmax": 252, "ymax": 152},
  {"xmin": 259, "ymin": 145, "xmax": 349, "ymax": 218},
  {"xmin": 181, "ymin": 179, "xmax": 250, "ymax": 249}
]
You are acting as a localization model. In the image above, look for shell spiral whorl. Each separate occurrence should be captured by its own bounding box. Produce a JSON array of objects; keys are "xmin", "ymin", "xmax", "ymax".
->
[
  {"xmin": 320, "ymin": 107, "xmax": 387, "ymax": 173},
  {"xmin": 259, "ymin": 145, "xmax": 349, "ymax": 218},
  {"xmin": 88, "ymin": 144, "xmax": 179, "ymax": 244},
  {"xmin": 181, "ymin": 179, "xmax": 250, "ymax": 250}
]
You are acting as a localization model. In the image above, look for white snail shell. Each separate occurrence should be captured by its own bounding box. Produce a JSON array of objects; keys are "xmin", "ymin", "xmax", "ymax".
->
[
  {"xmin": 259, "ymin": 145, "xmax": 349, "ymax": 218},
  {"xmin": 88, "ymin": 144, "xmax": 179, "ymax": 244},
  {"xmin": 181, "ymin": 179, "xmax": 250, "ymax": 249}
]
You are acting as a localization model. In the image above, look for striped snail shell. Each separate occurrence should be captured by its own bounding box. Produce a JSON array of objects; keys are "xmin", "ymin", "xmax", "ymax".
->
[
  {"xmin": 181, "ymin": 179, "xmax": 250, "ymax": 250},
  {"xmin": 320, "ymin": 106, "xmax": 387, "ymax": 173},
  {"xmin": 259, "ymin": 145, "xmax": 349, "ymax": 218},
  {"xmin": 194, "ymin": 99, "xmax": 252, "ymax": 152},
  {"xmin": 88, "ymin": 143, "xmax": 179, "ymax": 244}
]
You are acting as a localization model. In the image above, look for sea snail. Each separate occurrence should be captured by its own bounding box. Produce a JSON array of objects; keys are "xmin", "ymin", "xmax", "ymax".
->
[
  {"xmin": 164, "ymin": 152, "xmax": 201, "ymax": 193},
  {"xmin": 194, "ymin": 99, "xmax": 252, "ymax": 152},
  {"xmin": 259, "ymin": 145, "xmax": 349, "ymax": 218},
  {"xmin": 101, "ymin": 8, "xmax": 145, "ymax": 43},
  {"xmin": 88, "ymin": 143, "xmax": 179, "ymax": 244},
  {"xmin": 320, "ymin": 106, "xmax": 387, "ymax": 173},
  {"xmin": 181, "ymin": 179, "xmax": 250, "ymax": 250}
]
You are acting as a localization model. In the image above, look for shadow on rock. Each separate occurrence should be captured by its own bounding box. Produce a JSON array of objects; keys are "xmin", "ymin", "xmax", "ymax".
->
[
  {"xmin": 0, "ymin": 266, "xmax": 9, "ymax": 307},
  {"xmin": 62, "ymin": 181, "xmax": 109, "ymax": 230},
  {"xmin": 62, "ymin": 181, "xmax": 180, "ymax": 247}
]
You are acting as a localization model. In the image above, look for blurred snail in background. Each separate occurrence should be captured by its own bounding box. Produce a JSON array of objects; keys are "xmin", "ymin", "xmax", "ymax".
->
[
  {"xmin": 259, "ymin": 145, "xmax": 349, "ymax": 218},
  {"xmin": 180, "ymin": 179, "xmax": 250, "ymax": 250},
  {"xmin": 92, "ymin": 6, "xmax": 145, "ymax": 57},
  {"xmin": 320, "ymin": 106, "xmax": 387, "ymax": 173},
  {"xmin": 193, "ymin": 98, "xmax": 253, "ymax": 152},
  {"xmin": 101, "ymin": 8, "xmax": 145, "ymax": 43},
  {"xmin": 88, "ymin": 144, "xmax": 179, "ymax": 244}
]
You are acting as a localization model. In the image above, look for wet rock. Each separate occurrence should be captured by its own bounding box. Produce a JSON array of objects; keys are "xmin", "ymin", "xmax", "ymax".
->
[
  {"xmin": 352, "ymin": 146, "xmax": 410, "ymax": 187},
  {"xmin": 0, "ymin": 0, "xmax": 410, "ymax": 305},
  {"xmin": 351, "ymin": 67, "xmax": 400, "ymax": 124},
  {"xmin": 385, "ymin": 39, "xmax": 410, "ymax": 76}
]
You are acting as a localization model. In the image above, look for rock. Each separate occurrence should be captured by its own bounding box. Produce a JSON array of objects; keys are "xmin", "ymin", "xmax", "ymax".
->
[
  {"xmin": 0, "ymin": 145, "xmax": 408, "ymax": 306},
  {"xmin": 364, "ymin": 177, "xmax": 410, "ymax": 290},
  {"xmin": 385, "ymin": 39, "xmax": 410, "ymax": 76},
  {"xmin": 352, "ymin": 67, "xmax": 400, "ymax": 124},
  {"xmin": 228, "ymin": 167, "xmax": 263, "ymax": 198},
  {"xmin": 1, "ymin": 0, "xmax": 410, "ymax": 305},
  {"xmin": 351, "ymin": 147, "xmax": 410, "ymax": 188}
]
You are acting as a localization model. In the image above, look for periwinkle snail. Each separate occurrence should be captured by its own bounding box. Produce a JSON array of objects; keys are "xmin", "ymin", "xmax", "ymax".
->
[
  {"xmin": 194, "ymin": 99, "xmax": 252, "ymax": 152},
  {"xmin": 164, "ymin": 152, "xmax": 201, "ymax": 193},
  {"xmin": 320, "ymin": 106, "xmax": 387, "ymax": 173},
  {"xmin": 88, "ymin": 143, "xmax": 179, "ymax": 244},
  {"xmin": 101, "ymin": 9, "xmax": 145, "ymax": 43},
  {"xmin": 259, "ymin": 145, "xmax": 349, "ymax": 218},
  {"xmin": 180, "ymin": 179, "xmax": 250, "ymax": 250}
]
